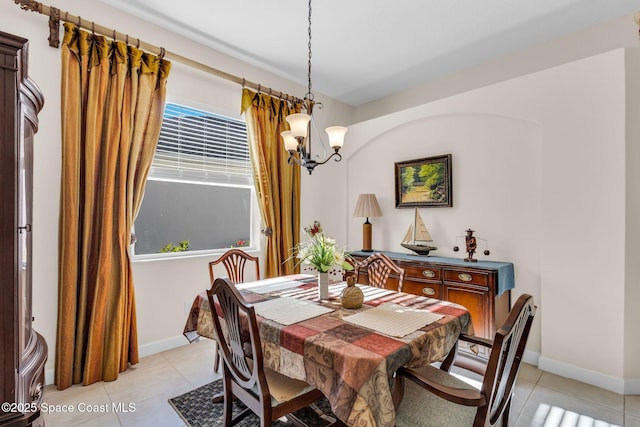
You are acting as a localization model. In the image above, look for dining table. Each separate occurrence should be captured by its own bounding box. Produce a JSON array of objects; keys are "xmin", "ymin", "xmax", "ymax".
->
[{"xmin": 182, "ymin": 274, "xmax": 473, "ymax": 427}]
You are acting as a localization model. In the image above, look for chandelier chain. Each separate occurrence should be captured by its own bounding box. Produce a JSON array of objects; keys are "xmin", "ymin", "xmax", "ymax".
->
[{"xmin": 306, "ymin": 0, "xmax": 313, "ymax": 102}]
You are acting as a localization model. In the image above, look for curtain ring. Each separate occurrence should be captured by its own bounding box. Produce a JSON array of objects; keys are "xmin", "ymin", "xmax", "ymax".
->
[
  {"xmin": 258, "ymin": 84, "xmax": 261, "ymax": 93},
  {"xmin": 78, "ymin": 16, "xmax": 81, "ymax": 28},
  {"xmin": 91, "ymin": 21, "xmax": 95, "ymax": 35},
  {"xmin": 241, "ymin": 78, "xmax": 245, "ymax": 87},
  {"xmin": 136, "ymin": 38, "xmax": 140, "ymax": 49},
  {"xmin": 125, "ymin": 34, "xmax": 129, "ymax": 44},
  {"xmin": 64, "ymin": 11, "xmax": 68, "ymax": 22},
  {"xmin": 159, "ymin": 47, "xmax": 165, "ymax": 59},
  {"xmin": 113, "ymin": 29, "xmax": 116, "ymax": 41}
]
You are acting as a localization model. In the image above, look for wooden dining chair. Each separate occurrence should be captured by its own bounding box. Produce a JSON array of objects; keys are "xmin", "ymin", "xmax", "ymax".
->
[
  {"xmin": 209, "ymin": 248, "xmax": 260, "ymax": 285},
  {"xmin": 394, "ymin": 293, "xmax": 536, "ymax": 427},
  {"xmin": 355, "ymin": 252, "xmax": 405, "ymax": 292},
  {"xmin": 207, "ymin": 277, "xmax": 327, "ymax": 427}
]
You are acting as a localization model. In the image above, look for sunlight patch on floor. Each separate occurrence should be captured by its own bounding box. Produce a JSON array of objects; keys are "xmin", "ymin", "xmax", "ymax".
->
[{"xmin": 533, "ymin": 403, "xmax": 620, "ymax": 427}]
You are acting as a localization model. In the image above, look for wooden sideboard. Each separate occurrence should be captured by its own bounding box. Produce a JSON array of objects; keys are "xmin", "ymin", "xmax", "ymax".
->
[{"xmin": 349, "ymin": 251, "xmax": 514, "ymax": 345}]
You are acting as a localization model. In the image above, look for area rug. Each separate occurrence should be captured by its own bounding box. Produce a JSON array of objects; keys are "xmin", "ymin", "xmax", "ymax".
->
[{"xmin": 168, "ymin": 379, "xmax": 338, "ymax": 427}]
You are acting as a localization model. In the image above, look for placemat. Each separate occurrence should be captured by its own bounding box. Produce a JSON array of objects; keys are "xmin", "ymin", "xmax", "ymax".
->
[
  {"xmin": 253, "ymin": 297, "xmax": 334, "ymax": 325},
  {"xmin": 342, "ymin": 302, "xmax": 443, "ymax": 337}
]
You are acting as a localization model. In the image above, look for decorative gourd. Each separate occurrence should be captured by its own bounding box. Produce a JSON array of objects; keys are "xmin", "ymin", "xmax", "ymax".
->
[{"xmin": 341, "ymin": 276, "xmax": 364, "ymax": 309}]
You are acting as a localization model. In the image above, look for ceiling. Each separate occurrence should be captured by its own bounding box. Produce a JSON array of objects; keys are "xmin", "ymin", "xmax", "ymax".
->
[{"xmin": 100, "ymin": 0, "xmax": 640, "ymax": 107}]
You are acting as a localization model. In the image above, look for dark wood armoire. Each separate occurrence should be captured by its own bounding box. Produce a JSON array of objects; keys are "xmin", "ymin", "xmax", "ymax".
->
[{"xmin": 0, "ymin": 31, "xmax": 47, "ymax": 427}]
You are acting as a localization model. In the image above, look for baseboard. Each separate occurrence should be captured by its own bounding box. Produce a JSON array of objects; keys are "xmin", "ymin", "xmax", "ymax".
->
[
  {"xmin": 522, "ymin": 349, "xmax": 540, "ymax": 367},
  {"xmin": 45, "ymin": 368, "xmax": 54, "ymax": 386},
  {"xmin": 538, "ymin": 355, "xmax": 627, "ymax": 394},
  {"xmin": 624, "ymin": 378, "xmax": 640, "ymax": 394},
  {"xmin": 44, "ymin": 335, "xmax": 189, "ymax": 386},
  {"xmin": 138, "ymin": 335, "xmax": 189, "ymax": 358},
  {"xmin": 489, "ymin": 351, "xmax": 640, "ymax": 395}
]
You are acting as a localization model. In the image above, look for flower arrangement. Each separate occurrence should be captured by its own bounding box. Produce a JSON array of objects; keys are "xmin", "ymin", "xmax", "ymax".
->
[{"xmin": 293, "ymin": 221, "xmax": 353, "ymax": 273}]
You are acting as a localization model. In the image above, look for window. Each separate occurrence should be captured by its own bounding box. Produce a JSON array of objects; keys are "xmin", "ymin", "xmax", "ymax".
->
[{"xmin": 133, "ymin": 103, "xmax": 254, "ymax": 257}]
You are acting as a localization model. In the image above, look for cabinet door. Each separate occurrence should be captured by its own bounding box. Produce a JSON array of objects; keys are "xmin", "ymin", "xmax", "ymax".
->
[
  {"xmin": 18, "ymin": 111, "xmax": 34, "ymax": 361},
  {"xmin": 444, "ymin": 283, "xmax": 489, "ymax": 338}
]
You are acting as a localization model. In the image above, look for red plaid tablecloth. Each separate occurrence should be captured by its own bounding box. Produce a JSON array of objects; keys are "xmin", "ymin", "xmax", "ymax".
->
[{"xmin": 183, "ymin": 275, "xmax": 472, "ymax": 427}]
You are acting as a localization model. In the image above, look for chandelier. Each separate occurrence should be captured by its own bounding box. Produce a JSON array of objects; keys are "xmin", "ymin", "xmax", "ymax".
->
[{"xmin": 280, "ymin": 0, "xmax": 347, "ymax": 175}]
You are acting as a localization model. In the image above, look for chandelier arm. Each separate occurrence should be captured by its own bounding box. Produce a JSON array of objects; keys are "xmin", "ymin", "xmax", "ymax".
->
[
  {"xmin": 287, "ymin": 152, "xmax": 303, "ymax": 167},
  {"xmin": 312, "ymin": 151, "xmax": 342, "ymax": 167},
  {"xmin": 298, "ymin": 141, "xmax": 308, "ymax": 161}
]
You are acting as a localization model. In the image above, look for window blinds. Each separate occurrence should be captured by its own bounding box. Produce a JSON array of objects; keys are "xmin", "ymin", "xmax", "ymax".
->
[{"xmin": 153, "ymin": 103, "xmax": 251, "ymax": 184}]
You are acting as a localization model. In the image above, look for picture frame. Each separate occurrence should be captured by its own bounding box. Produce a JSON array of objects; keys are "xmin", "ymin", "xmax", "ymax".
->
[{"xmin": 395, "ymin": 154, "xmax": 452, "ymax": 208}]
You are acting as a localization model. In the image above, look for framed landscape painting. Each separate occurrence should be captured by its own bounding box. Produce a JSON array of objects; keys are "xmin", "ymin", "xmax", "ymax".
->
[{"xmin": 395, "ymin": 154, "xmax": 452, "ymax": 208}]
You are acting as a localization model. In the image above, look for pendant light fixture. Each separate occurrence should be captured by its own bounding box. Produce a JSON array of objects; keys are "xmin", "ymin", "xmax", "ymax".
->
[{"xmin": 280, "ymin": 0, "xmax": 347, "ymax": 175}]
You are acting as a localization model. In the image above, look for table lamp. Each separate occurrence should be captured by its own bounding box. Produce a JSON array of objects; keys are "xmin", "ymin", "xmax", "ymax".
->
[{"xmin": 353, "ymin": 193, "xmax": 382, "ymax": 252}]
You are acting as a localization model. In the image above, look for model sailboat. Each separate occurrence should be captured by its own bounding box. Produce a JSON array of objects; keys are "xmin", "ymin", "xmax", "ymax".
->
[{"xmin": 401, "ymin": 208, "xmax": 437, "ymax": 256}]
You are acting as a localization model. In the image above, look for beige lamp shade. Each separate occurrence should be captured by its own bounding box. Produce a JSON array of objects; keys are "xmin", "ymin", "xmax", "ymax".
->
[
  {"xmin": 353, "ymin": 193, "xmax": 382, "ymax": 218},
  {"xmin": 353, "ymin": 194, "xmax": 382, "ymax": 251}
]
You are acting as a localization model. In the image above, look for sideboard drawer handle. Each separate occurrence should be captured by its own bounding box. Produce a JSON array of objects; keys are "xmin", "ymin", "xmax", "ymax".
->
[
  {"xmin": 422, "ymin": 270, "xmax": 435, "ymax": 278},
  {"xmin": 458, "ymin": 273, "xmax": 472, "ymax": 282},
  {"xmin": 422, "ymin": 287, "xmax": 435, "ymax": 296}
]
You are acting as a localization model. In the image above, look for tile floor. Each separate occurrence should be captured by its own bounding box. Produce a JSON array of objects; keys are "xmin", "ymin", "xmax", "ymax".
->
[{"xmin": 42, "ymin": 339, "xmax": 640, "ymax": 426}]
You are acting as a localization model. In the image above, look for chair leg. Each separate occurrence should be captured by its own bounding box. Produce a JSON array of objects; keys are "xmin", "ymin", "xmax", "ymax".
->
[
  {"xmin": 222, "ymin": 375, "xmax": 233, "ymax": 426},
  {"xmin": 286, "ymin": 414, "xmax": 309, "ymax": 427},
  {"xmin": 213, "ymin": 342, "xmax": 221, "ymax": 373},
  {"xmin": 501, "ymin": 397, "xmax": 512, "ymax": 427},
  {"xmin": 309, "ymin": 402, "xmax": 338, "ymax": 425},
  {"xmin": 211, "ymin": 342, "xmax": 225, "ymax": 404},
  {"xmin": 391, "ymin": 373, "xmax": 405, "ymax": 410},
  {"xmin": 439, "ymin": 341, "xmax": 458, "ymax": 372}
]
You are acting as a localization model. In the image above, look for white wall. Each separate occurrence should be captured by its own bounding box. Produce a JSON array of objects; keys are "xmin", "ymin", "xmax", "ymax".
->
[
  {"xmin": 625, "ymin": 48, "xmax": 640, "ymax": 390},
  {"xmin": 303, "ymin": 49, "xmax": 636, "ymax": 393}
]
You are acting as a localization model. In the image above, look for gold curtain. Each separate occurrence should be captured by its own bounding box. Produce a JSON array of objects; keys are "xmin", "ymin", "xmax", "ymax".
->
[
  {"xmin": 241, "ymin": 89, "xmax": 301, "ymax": 277},
  {"xmin": 55, "ymin": 23, "xmax": 171, "ymax": 390}
]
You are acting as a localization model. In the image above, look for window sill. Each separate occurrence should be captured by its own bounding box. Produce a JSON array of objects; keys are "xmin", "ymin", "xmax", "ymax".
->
[{"xmin": 132, "ymin": 247, "xmax": 260, "ymax": 263}]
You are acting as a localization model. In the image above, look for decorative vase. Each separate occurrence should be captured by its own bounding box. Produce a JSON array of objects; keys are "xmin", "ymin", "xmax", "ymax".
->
[
  {"xmin": 341, "ymin": 275, "xmax": 364, "ymax": 309},
  {"xmin": 318, "ymin": 271, "xmax": 329, "ymax": 299}
]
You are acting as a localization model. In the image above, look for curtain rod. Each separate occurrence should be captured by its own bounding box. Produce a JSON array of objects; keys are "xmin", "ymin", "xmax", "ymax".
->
[{"xmin": 14, "ymin": 0, "xmax": 303, "ymax": 104}]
